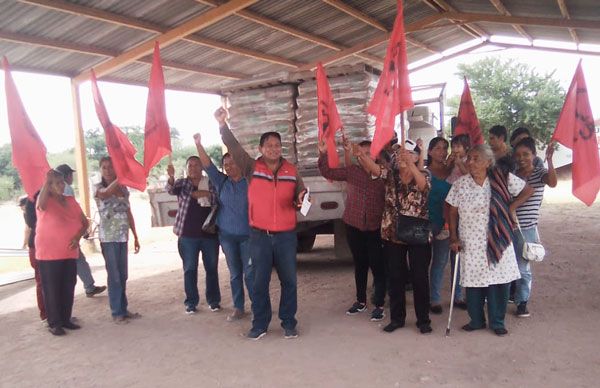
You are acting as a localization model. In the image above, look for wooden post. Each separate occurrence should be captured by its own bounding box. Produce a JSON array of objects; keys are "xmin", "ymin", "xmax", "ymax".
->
[{"xmin": 70, "ymin": 80, "xmax": 91, "ymax": 217}]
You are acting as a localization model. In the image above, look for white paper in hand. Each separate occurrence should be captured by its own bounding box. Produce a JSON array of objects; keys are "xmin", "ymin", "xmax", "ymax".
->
[{"xmin": 300, "ymin": 187, "xmax": 311, "ymax": 217}]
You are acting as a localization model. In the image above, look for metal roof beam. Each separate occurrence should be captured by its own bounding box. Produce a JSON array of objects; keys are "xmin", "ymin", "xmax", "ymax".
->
[
  {"xmin": 20, "ymin": 0, "xmax": 297, "ymax": 69},
  {"xmin": 420, "ymin": 0, "xmax": 489, "ymax": 38},
  {"xmin": 298, "ymin": 13, "xmax": 444, "ymax": 71},
  {"xmin": 556, "ymin": 0, "xmax": 581, "ymax": 45},
  {"xmin": 488, "ymin": 0, "xmax": 533, "ymax": 42},
  {"xmin": 0, "ymin": 30, "xmax": 245, "ymax": 79},
  {"xmin": 490, "ymin": 41, "xmax": 600, "ymax": 57},
  {"xmin": 321, "ymin": 0, "xmax": 442, "ymax": 55},
  {"xmin": 442, "ymin": 11, "xmax": 600, "ymax": 30},
  {"xmin": 195, "ymin": 0, "xmax": 385, "ymax": 64}
]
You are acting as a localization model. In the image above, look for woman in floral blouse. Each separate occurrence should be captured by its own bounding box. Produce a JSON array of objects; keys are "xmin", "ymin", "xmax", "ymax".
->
[{"xmin": 356, "ymin": 139, "xmax": 433, "ymax": 335}]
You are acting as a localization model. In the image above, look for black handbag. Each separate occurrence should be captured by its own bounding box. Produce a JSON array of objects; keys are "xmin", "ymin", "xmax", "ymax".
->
[
  {"xmin": 201, "ymin": 183, "xmax": 223, "ymax": 234},
  {"xmin": 395, "ymin": 214, "xmax": 431, "ymax": 245}
]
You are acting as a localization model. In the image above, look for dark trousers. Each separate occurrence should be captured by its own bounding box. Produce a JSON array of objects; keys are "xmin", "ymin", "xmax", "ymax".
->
[
  {"xmin": 38, "ymin": 259, "xmax": 77, "ymax": 329},
  {"xmin": 28, "ymin": 247, "xmax": 46, "ymax": 320},
  {"xmin": 345, "ymin": 224, "xmax": 386, "ymax": 306},
  {"xmin": 250, "ymin": 229, "xmax": 298, "ymax": 332},
  {"xmin": 383, "ymin": 241, "xmax": 431, "ymax": 327},
  {"xmin": 466, "ymin": 283, "xmax": 510, "ymax": 330}
]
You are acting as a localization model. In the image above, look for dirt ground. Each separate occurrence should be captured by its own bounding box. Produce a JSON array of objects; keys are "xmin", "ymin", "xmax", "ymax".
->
[{"xmin": 1, "ymin": 183, "xmax": 600, "ymax": 388}]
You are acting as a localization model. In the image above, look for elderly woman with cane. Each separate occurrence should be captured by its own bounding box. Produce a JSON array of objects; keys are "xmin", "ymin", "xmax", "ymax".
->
[{"xmin": 445, "ymin": 144, "xmax": 532, "ymax": 336}]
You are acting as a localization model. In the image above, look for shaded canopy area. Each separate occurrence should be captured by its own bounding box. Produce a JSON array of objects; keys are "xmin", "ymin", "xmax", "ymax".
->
[{"xmin": 1, "ymin": 0, "xmax": 600, "ymax": 94}]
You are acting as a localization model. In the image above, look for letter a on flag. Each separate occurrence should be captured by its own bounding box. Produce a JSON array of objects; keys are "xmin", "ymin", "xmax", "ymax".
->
[
  {"xmin": 143, "ymin": 41, "xmax": 171, "ymax": 176},
  {"xmin": 551, "ymin": 61, "xmax": 600, "ymax": 206},
  {"xmin": 2, "ymin": 57, "xmax": 50, "ymax": 199},
  {"xmin": 316, "ymin": 62, "xmax": 343, "ymax": 167},
  {"xmin": 368, "ymin": 0, "xmax": 413, "ymax": 159},
  {"xmin": 90, "ymin": 70, "xmax": 147, "ymax": 191},
  {"xmin": 454, "ymin": 77, "xmax": 483, "ymax": 145}
]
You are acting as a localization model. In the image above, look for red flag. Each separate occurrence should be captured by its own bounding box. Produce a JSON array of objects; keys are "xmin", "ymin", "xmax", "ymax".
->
[
  {"xmin": 2, "ymin": 57, "xmax": 50, "ymax": 199},
  {"xmin": 316, "ymin": 63, "xmax": 343, "ymax": 167},
  {"xmin": 551, "ymin": 61, "xmax": 600, "ymax": 206},
  {"xmin": 90, "ymin": 70, "xmax": 146, "ymax": 191},
  {"xmin": 368, "ymin": 0, "xmax": 413, "ymax": 159},
  {"xmin": 454, "ymin": 77, "xmax": 483, "ymax": 145},
  {"xmin": 143, "ymin": 41, "xmax": 171, "ymax": 176}
]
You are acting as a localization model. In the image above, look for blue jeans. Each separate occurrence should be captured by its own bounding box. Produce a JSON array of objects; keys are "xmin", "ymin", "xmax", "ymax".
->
[
  {"xmin": 514, "ymin": 226, "xmax": 538, "ymax": 304},
  {"xmin": 177, "ymin": 236, "xmax": 221, "ymax": 308},
  {"xmin": 429, "ymin": 224, "xmax": 462, "ymax": 304},
  {"xmin": 100, "ymin": 242, "xmax": 128, "ymax": 317},
  {"xmin": 219, "ymin": 232, "xmax": 254, "ymax": 311},
  {"xmin": 77, "ymin": 249, "xmax": 96, "ymax": 293},
  {"xmin": 250, "ymin": 229, "xmax": 297, "ymax": 332}
]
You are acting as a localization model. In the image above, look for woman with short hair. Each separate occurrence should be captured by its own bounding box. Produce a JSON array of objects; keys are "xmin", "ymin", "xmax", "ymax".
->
[
  {"xmin": 36, "ymin": 169, "xmax": 89, "ymax": 335},
  {"xmin": 446, "ymin": 144, "xmax": 532, "ymax": 336}
]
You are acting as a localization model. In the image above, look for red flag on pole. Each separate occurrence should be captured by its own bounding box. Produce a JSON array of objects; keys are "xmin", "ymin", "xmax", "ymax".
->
[
  {"xmin": 316, "ymin": 62, "xmax": 343, "ymax": 167},
  {"xmin": 143, "ymin": 41, "xmax": 171, "ymax": 176},
  {"xmin": 2, "ymin": 57, "xmax": 50, "ymax": 199},
  {"xmin": 368, "ymin": 0, "xmax": 413, "ymax": 159},
  {"xmin": 454, "ymin": 77, "xmax": 484, "ymax": 145},
  {"xmin": 551, "ymin": 61, "xmax": 600, "ymax": 206},
  {"xmin": 90, "ymin": 70, "xmax": 147, "ymax": 191}
]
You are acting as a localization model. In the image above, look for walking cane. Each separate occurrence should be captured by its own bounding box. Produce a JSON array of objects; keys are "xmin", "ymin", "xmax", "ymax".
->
[{"xmin": 445, "ymin": 251, "xmax": 460, "ymax": 337}]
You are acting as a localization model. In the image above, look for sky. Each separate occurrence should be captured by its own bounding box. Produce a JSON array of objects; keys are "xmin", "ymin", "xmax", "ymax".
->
[{"xmin": 0, "ymin": 44, "xmax": 599, "ymax": 153}]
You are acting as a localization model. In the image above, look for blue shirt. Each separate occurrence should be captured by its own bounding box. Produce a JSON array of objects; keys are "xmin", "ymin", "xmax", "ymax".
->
[
  {"xmin": 428, "ymin": 174, "xmax": 451, "ymax": 228},
  {"xmin": 205, "ymin": 163, "xmax": 249, "ymax": 237}
]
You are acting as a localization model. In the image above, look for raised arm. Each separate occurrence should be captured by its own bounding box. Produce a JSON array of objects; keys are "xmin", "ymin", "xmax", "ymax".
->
[
  {"xmin": 193, "ymin": 133, "xmax": 213, "ymax": 169},
  {"xmin": 355, "ymin": 146, "xmax": 383, "ymax": 177},
  {"xmin": 36, "ymin": 170, "xmax": 54, "ymax": 211},
  {"xmin": 543, "ymin": 144, "xmax": 558, "ymax": 188},
  {"xmin": 318, "ymin": 139, "xmax": 348, "ymax": 182},
  {"xmin": 96, "ymin": 180, "xmax": 124, "ymax": 200},
  {"xmin": 215, "ymin": 107, "xmax": 255, "ymax": 177}
]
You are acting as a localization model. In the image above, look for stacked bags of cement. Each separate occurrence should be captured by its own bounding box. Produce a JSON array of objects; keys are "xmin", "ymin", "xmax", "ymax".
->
[
  {"xmin": 295, "ymin": 72, "xmax": 378, "ymax": 171},
  {"xmin": 226, "ymin": 84, "xmax": 297, "ymax": 162}
]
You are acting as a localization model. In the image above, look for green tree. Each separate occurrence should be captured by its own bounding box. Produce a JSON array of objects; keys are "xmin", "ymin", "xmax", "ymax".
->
[
  {"xmin": 0, "ymin": 144, "xmax": 21, "ymax": 197},
  {"xmin": 451, "ymin": 57, "xmax": 565, "ymax": 145}
]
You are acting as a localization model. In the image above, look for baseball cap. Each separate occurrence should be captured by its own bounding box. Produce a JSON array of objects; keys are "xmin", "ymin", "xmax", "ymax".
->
[{"xmin": 55, "ymin": 164, "xmax": 75, "ymax": 176}]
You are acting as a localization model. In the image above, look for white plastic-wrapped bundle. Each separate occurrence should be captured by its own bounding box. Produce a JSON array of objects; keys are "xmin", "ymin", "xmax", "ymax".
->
[
  {"xmin": 227, "ymin": 84, "xmax": 297, "ymax": 162},
  {"xmin": 295, "ymin": 72, "xmax": 378, "ymax": 171}
]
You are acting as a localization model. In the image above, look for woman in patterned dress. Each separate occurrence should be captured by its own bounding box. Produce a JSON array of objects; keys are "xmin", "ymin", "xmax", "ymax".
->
[{"xmin": 446, "ymin": 145, "xmax": 532, "ymax": 336}]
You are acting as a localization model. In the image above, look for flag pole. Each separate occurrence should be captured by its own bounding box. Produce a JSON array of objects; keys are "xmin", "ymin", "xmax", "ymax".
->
[{"xmin": 399, "ymin": 111, "xmax": 406, "ymax": 144}]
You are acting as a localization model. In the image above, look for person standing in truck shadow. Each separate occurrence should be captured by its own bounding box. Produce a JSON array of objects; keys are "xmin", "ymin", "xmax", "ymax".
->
[{"xmin": 215, "ymin": 107, "xmax": 307, "ymax": 340}]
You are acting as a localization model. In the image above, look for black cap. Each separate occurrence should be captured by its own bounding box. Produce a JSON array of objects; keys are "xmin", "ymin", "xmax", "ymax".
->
[{"xmin": 55, "ymin": 164, "xmax": 75, "ymax": 176}]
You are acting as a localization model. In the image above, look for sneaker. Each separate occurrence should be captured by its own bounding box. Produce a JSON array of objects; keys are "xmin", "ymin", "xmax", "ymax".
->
[
  {"xmin": 113, "ymin": 316, "xmax": 128, "ymax": 325},
  {"xmin": 462, "ymin": 323, "xmax": 486, "ymax": 332},
  {"xmin": 247, "ymin": 328, "xmax": 267, "ymax": 341},
  {"xmin": 209, "ymin": 304, "xmax": 221, "ymax": 312},
  {"xmin": 494, "ymin": 327, "xmax": 508, "ymax": 336},
  {"xmin": 185, "ymin": 306, "xmax": 197, "ymax": 315},
  {"xmin": 508, "ymin": 296, "xmax": 515, "ymax": 304},
  {"xmin": 86, "ymin": 285, "xmax": 107, "ymax": 298},
  {"xmin": 430, "ymin": 304, "xmax": 443, "ymax": 315},
  {"xmin": 284, "ymin": 328, "xmax": 299, "ymax": 339},
  {"xmin": 125, "ymin": 311, "xmax": 142, "ymax": 319},
  {"xmin": 370, "ymin": 307, "xmax": 385, "ymax": 322},
  {"xmin": 226, "ymin": 309, "xmax": 244, "ymax": 322},
  {"xmin": 346, "ymin": 302, "xmax": 367, "ymax": 315},
  {"xmin": 48, "ymin": 326, "xmax": 66, "ymax": 336},
  {"xmin": 62, "ymin": 321, "xmax": 81, "ymax": 330},
  {"xmin": 516, "ymin": 302, "xmax": 530, "ymax": 318}
]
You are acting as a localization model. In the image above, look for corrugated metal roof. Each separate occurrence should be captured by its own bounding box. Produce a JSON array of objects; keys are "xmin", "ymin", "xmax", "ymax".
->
[{"xmin": 0, "ymin": 0, "xmax": 599, "ymax": 93}]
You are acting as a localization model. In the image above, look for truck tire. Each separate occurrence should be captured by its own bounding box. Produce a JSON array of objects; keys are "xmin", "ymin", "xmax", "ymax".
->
[{"xmin": 297, "ymin": 233, "xmax": 316, "ymax": 253}]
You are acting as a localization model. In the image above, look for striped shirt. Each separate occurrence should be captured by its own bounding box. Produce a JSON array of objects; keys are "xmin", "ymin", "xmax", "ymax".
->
[{"xmin": 516, "ymin": 166, "xmax": 548, "ymax": 228}]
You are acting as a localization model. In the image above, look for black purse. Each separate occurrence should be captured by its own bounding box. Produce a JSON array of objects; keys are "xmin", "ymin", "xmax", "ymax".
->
[
  {"xmin": 201, "ymin": 182, "xmax": 223, "ymax": 235},
  {"xmin": 393, "ymin": 169, "xmax": 431, "ymax": 245},
  {"xmin": 395, "ymin": 214, "xmax": 431, "ymax": 245}
]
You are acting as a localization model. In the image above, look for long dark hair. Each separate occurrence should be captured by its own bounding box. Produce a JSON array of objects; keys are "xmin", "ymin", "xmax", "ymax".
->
[{"xmin": 426, "ymin": 137, "xmax": 449, "ymax": 166}]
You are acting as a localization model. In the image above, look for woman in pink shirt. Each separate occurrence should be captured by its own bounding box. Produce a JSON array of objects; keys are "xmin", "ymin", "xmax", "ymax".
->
[{"xmin": 36, "ymin": 169, "xmax": 89, "ymax": 336}]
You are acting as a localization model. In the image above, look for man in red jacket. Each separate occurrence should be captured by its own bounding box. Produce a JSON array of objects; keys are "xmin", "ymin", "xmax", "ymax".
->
[{"xmin": 215, "ymin": 108, "xmax": 307, "ymax": 340}]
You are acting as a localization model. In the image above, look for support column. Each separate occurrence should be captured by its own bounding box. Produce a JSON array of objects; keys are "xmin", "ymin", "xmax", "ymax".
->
[{"xmin": 70, "ymin": 80, "xmax": 91, "ymax": 216}]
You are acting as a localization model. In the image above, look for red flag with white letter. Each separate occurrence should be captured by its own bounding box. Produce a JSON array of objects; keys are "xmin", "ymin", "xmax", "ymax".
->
[
  {"xmin": 90, "ymin": 70, "xmax": 146, "ymax": 191},
  {"xmin": 551, "ymin": 61, "xmax": 600, "ymax": 206},
  {"xmin": 316, "ymin": 62, "xmax": 343, "ymax": 167},
  {"xmin": 2, "ymin": 57, "xmax": 50, "ymax": 199},
  {"xmin": 143, "ymin": 41, "xmax": 171, "ymax": 176},
  {"xmin": 454, "ymin": 77, "xmax": 483, "ymax": 145},
  {"xmin": 368, "ymin": 0, "xmax": 413, "ymax": 159}
]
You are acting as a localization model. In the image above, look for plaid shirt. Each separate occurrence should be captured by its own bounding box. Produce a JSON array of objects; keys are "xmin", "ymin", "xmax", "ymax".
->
[
  {"xmin": 318, "ymin": 154, "xmax": 385, "ymax": 231},
  {"xmin": 166, "ymin": 177, "xmax": 216, "ymax": 236}
]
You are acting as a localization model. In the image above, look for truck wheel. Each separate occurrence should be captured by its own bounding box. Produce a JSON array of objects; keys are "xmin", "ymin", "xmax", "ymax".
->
[{"xmin": 297, "ymin": 233, "xmax": 316, "ymax": 253}]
